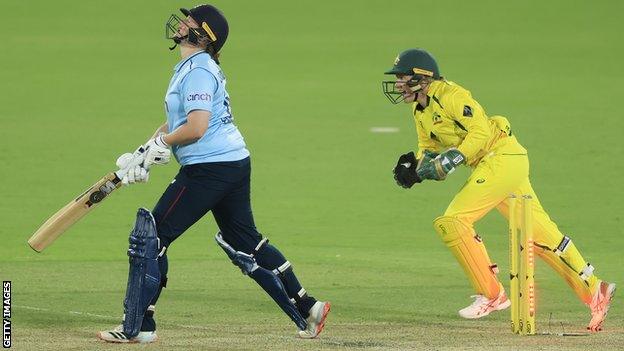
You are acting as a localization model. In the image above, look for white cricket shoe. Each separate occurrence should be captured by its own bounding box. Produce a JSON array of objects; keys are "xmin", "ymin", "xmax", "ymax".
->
[
  {"xmin": 97, "ymin": 324, "xmax": 158, "ymax": 344},
  {"xmin": 587, "ymin": 280, "xmax": 616, "ymax": 332},
  {"xmin": 459, "ymin": 290, "xmax": 511, "ymax": 319},
  {"xmin": 297, "ymin": 301, "xmax": 331, "ymax": 339}
]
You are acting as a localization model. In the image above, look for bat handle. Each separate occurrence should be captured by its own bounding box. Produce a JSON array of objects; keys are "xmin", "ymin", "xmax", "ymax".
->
[
  {"xmin": 114, "ymin": 167, "xmax": 130, "ymax": 180},
  {"xmin": 114, "ymin": 145, "xmax": 148, "ymax": 181}
]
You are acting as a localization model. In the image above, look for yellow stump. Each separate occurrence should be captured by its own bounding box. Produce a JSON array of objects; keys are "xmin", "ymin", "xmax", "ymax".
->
[
  {"xmin": 508, "ymin": 195, "xmax": 519, "ymax": 333},
  {"xmin": 521, "ymin": 195, "xmax": 536, "ymax": 335},
  {"xmin": 509, "ymin": 194, "xmax": 536, "ymax": 335}
]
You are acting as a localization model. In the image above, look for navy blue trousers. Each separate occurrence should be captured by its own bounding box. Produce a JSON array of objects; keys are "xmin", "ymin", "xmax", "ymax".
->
[
  {"xmin": 152, "ymin": 157, "xmax": 261, "ymax": 252},
  {"xmin": 139, "ymin": 157, "xmax": 260, "ymax": 331},
  {"xmin": 138, "ymin": 157, "xmax": 315, "ymax": 332}
]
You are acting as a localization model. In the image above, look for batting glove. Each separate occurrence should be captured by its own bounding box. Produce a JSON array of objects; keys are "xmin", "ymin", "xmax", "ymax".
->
[
  {"xmin": 144, "ymin": 133, "xmax": 171, "ymax": 169},
  {"xmin": 116, "ymin": 146, "xmax": 149, "ymax": 185}
]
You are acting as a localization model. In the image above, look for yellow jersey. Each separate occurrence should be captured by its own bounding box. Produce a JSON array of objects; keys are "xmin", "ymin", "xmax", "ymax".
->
[{"xmin": 412, "ymin": 80, "xmax": 520, "ymax": 167}]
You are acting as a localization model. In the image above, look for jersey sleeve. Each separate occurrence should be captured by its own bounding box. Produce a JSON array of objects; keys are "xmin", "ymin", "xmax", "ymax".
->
[
  {"xmin": 447, "ymin": 92, "xmax": 491, "ymax": 162},
  {"xmin": 180, "ymin": 68, "xmax": 218, "ymax": 115}
]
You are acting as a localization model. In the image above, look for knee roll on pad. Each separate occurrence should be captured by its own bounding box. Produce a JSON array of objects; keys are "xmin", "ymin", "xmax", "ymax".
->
[
  {"xmin": 252, "ymin": 238, "xmax": 313, "ymax": 310},
  {"xmin": 433, "ymin": 216, "xmax": 500, "ymax": 298},
  {"xmin": 253, "ymin": 238, "xmax": 292, "ymax": 276},
  {"xmin": 215, "ymin": 232, "xmax": 259, "ymax": 275},
  {"xmin": 123, "ymin": 208, "xmax": 161, "ymax": 338},
  {"xmin": 272, "ymin": 261, "xmax": 292, "ymax": 276},
  {"xmin": 254, "ymin": 238, "xmax": 269, "ymax": 252},
  {"xmin": 434, "ymin": 216, "xmax": 466, "ymax": 246}
]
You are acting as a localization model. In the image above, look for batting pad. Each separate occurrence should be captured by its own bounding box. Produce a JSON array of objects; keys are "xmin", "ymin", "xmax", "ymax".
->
[
  {"xmin": 534, "ymin": 237, "xmax": 597, "ymax": 304},
  {"xmin": 123, "ymin": 208, "xmax": 161, "ymax": 338},
  {"xmin": 434, "ymin": 216, "xmax": 501, "ymax": 299}
]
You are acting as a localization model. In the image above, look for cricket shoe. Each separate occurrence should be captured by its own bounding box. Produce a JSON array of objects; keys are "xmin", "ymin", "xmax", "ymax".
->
[
  {"xmin": 297, "ymin": 301, "xmax": 331, "ymax": 339},
  {"xmin": 97, "ymin": 324, "xmax": 158, "ymax": 344},
  {"xmin": 458, "ymin": 290, "xmax": 511, "ymax": 319},
  {"xmin": 587, "ymin": 281, "xmax": 616, "ymax": 332}
]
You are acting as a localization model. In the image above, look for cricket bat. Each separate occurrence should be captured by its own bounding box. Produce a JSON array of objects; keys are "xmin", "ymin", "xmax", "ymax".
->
[{"xmin": 28, "ymin": 168, "xmax": 128, "ymax": 252}]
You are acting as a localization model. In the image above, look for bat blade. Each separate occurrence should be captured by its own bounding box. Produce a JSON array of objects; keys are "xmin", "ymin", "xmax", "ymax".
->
[{"xmin": 28, "ymin": 172, "xmax": 123, "ymax": 252}]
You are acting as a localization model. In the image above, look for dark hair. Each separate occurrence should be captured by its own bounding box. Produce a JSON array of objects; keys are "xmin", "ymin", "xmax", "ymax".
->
[{"xmin": 205, "ymin": 44, "xmax": 220, "ymax": 63}]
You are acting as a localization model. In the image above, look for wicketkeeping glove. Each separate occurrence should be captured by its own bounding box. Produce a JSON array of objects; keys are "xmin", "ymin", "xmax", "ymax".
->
[
  {"xmin": 416, "ymin": 148, "xmax": 465, "ymax": 181},
  {"xmin": 144, "ymin": 133, "xmax": 171, "ymax": 169},
  {"xmin": 420, "ymin": 150, "xmax": 439, "ymax": 165},
  {"xmin": 392, "ymin": 151, "xmax": 422, "ymax": 189}
]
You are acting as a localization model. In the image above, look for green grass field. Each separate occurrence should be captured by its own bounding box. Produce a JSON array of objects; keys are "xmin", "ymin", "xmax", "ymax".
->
[{"xmin": 2, "ymin": 0, "xmax": 623, "ymax": 350}]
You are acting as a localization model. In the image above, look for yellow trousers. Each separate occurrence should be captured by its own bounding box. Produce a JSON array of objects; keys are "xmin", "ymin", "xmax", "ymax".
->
[{"xmin": 441, "ymin": 135, "xmax": 598, "ymax": 304}]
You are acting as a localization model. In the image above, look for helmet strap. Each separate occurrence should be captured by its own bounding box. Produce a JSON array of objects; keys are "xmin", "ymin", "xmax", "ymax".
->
[
  {"xmin": 409, "ymin": 75, "xmax": 433, "ymax": 94},
  {"xmin": 409, "ymin": 83, "xmax": 424, "ymax": 93}
]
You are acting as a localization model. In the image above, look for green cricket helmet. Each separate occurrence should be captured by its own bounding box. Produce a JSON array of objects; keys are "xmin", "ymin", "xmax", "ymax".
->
[{"xmin": 382, "ymin": 49, "xmax": 441, "ymax": 104}]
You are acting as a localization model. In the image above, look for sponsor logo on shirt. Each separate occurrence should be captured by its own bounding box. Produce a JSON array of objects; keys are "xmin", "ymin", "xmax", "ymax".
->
[
  {"xmin": 432, "ymin": 112, "xmax": 442, "ymax": 125},
  {"xmin": 187, "ymin": 93, "xmax": 211, "ymax": 101}
]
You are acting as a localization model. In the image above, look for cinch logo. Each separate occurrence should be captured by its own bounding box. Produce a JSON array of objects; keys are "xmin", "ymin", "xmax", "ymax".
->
[
  {"xmin": 187, "ymin": 93, "xmax": 211, "ymax": 101},
  {"xmin": 3, "ymin": 281, "xmax": 11, "ymax": 348}
]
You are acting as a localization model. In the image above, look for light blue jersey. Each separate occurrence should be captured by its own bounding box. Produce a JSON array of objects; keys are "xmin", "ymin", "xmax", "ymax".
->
[{"xmin": 165, "ymin": 51, "xmax": 249, "ymax": 165}]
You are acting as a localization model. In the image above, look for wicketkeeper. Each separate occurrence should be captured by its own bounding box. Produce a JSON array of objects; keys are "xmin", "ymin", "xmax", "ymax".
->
[
  {"xmin": 97, "ymin": 4, "xmax": 330, "ymax": 343},
  {"xmin": 383, "ymin": 48, "xmax": 615, "ymax": 331}
]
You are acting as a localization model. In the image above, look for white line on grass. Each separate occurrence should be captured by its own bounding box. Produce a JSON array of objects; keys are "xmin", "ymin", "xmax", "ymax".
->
[
  {"xmin": 69, "ymin": 310, "xmax": 119, "ymax": 319},
  {"xmin": 14, "ymin": 305, "xmax": 49, "ymax": 312},
  {"xmin": 370, "ymin": 127, "xmax": 399, "ymax": 133},
  {"xmin": 16, "ymin": 305, "xmax": 117, "ymax": 320}
]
